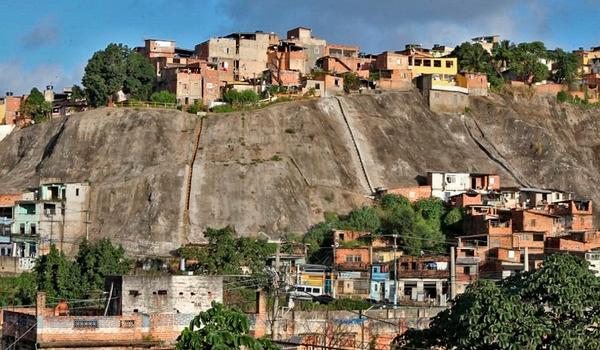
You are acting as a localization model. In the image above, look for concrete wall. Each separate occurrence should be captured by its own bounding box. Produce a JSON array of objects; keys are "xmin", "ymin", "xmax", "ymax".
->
[
  {"xmin": 118, "ymin": 275, "xmax": 223, "ymax": 315},
  {"xmin": 428, "ymin": 89, "xmax": 469, "ymax": 114}
]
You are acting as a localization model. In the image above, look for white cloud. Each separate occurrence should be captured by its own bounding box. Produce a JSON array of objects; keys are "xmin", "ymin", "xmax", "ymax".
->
[{"xmin": 0, "ymin": 61, "xmax": 82, "ymax": 95}]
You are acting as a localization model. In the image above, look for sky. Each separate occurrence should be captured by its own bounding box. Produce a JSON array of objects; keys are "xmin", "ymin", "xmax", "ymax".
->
[{"xmin": 1, "ymin": 0, "xmax": 598, "ymax": 95}]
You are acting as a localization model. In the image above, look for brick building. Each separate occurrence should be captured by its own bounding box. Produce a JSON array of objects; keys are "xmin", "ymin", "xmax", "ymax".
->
[
  {"xmin": 2, "ymin": 275, "xmax": 223, "ymax": 349},
  {"xmin": 195, "ymin": 31, "xmax": 279, "ymax": 81}
]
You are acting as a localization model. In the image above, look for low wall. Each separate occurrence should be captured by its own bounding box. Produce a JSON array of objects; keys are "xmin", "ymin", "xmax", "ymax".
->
[
  {"xmin": 429, "ymin": 89, "xmax": 469, "ymax": 114},
  {"xmin": 0, "ymin": 256, "xmax": 35, "ymax": 275}
]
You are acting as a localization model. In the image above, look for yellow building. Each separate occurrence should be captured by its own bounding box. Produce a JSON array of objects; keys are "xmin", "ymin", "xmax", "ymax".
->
[
  {"xmin": 408, "ymin": 52, "xmax": 458, "ymax": 85},
  {"xmin": 0, "ymin": 100, "xmax": 5, "ymax": 124},
  {"xmin": 574, "ymin": 47, "xmax": 600, "ymax": 74}
]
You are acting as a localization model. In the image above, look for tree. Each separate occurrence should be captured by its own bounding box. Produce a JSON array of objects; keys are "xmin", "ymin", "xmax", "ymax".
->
[
  {"xmin": 82, "ymin": 43, "xmax": 154, "ymax": 107},
  {"xmin": 342, "ymin": 72, "xmax": 360, "ymax": 93},
  {"xmin": 20, "ymin": 87, "xmax": 52, "ymax": 123},
  {"xmin": 508, "ymin": 41, "xmax": 550, "ymax": 84},
  {"xmin": 70, "ymin": 85, "xmax": 86, "ymax": 101},
  {"xmin": 150, "ymin": 90, "xmax": 177, "ymax": 104},
  {"xmin": 341, "ymin": 206, "xmax": 382, "ymax": 233},
  {"xmin": 452, "ymin": 42, "xmax": 491, "ymax": 73},
  {"xmin": 393, "ymin": 254, "xmax": 600, "ymax": 349},
  {"xmin": 75, "ymin": 238, "xmax": 130, "ymax": 294},
  {"xmin": 0, "ymin": 273, "xmax": 36, "ymax": 307},
  {"xmin": 176, "ymin": 302, "xmax": 280, "ymax": 350},
  {"xmin": 549, "ymin": 48, "xmax": 579, "ymax": 85},
  {"xmin": 34, "ymin": 245, "xmax": 83, "ymax": 300},
  {"xmin": 123, "ymin": 51, "xmax": 155, "ymax": 101},
  {"xmin": 179, "ymin": 226, "xmax": 275, "ymax": 276}
]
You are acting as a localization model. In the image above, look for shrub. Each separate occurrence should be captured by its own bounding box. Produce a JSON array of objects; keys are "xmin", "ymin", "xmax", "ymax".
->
[
  {"xmin": 556, "ymin": 90, "xmax": 569, "ymax": 103},
  {"xmin": 150, "ymin": 90, "xmax": 177, "ymax": 104}
]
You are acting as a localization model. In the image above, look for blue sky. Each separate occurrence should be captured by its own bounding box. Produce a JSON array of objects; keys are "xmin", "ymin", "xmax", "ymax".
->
[{"xmin": 1, "ymin": 0, "xmax": 599, "ymax": 94}]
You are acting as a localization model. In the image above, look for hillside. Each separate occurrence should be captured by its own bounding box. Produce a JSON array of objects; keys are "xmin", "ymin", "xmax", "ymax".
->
[{"xmin": 0, "ymin": 90, "xmax": 598, "ymax": 256}]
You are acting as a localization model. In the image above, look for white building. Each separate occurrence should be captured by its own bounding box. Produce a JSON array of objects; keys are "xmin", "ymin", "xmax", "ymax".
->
[{"xmin": 428, "ymin": 172, "xmax": 471, "ymax": 201}]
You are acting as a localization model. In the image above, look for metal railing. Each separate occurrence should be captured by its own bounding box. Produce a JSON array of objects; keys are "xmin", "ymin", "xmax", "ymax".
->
[{"xmin": 114, "ymin": 101, "xmax": 178, "ymax": 109}]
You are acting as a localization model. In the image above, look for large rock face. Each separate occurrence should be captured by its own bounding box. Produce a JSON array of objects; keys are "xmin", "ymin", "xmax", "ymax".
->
[{"xmin": 0, "ymin": 90, "xmax": 598, "ymax": 256}]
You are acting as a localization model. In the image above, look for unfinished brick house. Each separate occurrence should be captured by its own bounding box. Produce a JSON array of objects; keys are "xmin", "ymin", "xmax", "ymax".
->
[
  {"xmin": 195, "ymin": 31, "xmax": 279, "ymax": 81},
  {"xmin": 373, "ymin": 51, "xmax": 412, "ymax": 90},
  {"xmin": 158, "ymin": 61, "xmax": 220, "ymax": 106},
  {"xmin": 393, "ymin": 255, "xmax": 449, "ymax": 304},
  {"xmin": 266, "ymin": 41, "xmax": 305, "ymax": 87}
]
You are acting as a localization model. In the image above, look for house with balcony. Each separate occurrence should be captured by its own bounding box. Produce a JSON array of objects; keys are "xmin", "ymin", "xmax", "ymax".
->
[{"xmin": 393, "ymin": 255, "xmax": 449, "ymax": 305}]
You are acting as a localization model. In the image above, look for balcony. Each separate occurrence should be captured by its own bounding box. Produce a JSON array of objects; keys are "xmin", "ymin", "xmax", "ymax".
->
[
  {"xmin": 396, "ymin": 269, "xmax": 449, "ymax": 279},
  {"xmin": 456, "ymin": 256, "xmax": 480, "ymax": 265}
]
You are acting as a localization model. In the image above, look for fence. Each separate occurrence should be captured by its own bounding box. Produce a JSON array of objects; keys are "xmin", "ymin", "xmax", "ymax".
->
[{"xmin": 114, "ymin": 101, "xmax": 178, "ymax": 109}]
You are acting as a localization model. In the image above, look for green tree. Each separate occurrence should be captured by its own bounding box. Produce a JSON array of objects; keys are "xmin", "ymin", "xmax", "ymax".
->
[
  {"xmin": 508, "ymin": 41, "xmax": 550, "ymax": 84},
  {"xmin": 123, "ymin": 51, "xmax": 155, "ymax": 101},
  {"xmin": 442, "ymin": 207, "xmax": 463, "ymax": 237},
  {"xmin": 34, "ymin": 245, "xmax": 83, "ymax": 300},
  {"xmin": 342, "ymin": 72, "xmax": 360, "ymax": 93},
  {"xmin": 303, "ymin": 213, "xmax": 339, "ymax": 264},
  {"xmin": 75, "ymin": 238, "xmax": 130, "ymax": 294},
  {"xmin": 549, "ymin": 48, "xmax": 579, "ymax": 85},
  {"xmin": 452, "ymin": 42, "xmax": 491, "ymax": 73},
  {"xmin": 150, "ymin": 90, "xmax": 177, "ymax": 104},
  {"xmin": 0, "ymin": 273, "xmax": 36, "ymax": 307},
  {"xmin": 341, "ymin": 206, "xmax": 381, "ymax": 233},
  {"xmin": 176, "ymin": 302, "xmax": 280, "ymax": 350},
  {"xmin": 20, "ymin": 87, "xmax": 52, "ymax": 123},
  {"xmin": 179, "ymin": 226, "xmax": 275, "ymax": 276},
  {"xmin": 82, "ymin": 43, "xmax": 154, "ymax": 107},
  {"xmin": 70, "ymin": 85, "xmax": 86, "ymax": 101},
  {"xmin": 393, "ymin": 254, "xmax": 600, "ymax": 349}
]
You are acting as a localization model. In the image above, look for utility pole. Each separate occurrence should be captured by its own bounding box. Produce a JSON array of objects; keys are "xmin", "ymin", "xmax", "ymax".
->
[
  {"xmin": 450, "ymin": 246, "xmax": 456, "ymax": 300},
  {"xmin": 524, "ymin": 247, "xmax": 529, "ymax": 272},
  {"xmin": 393, "ymin": 234, "xmax": 398, "ymax": 307},
  {"xmin": 269, "ymin": 238, "xmax": 282, "ymax": 341}
]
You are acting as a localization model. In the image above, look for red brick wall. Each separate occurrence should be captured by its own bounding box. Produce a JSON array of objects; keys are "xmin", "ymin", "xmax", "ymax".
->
[
  {"xmin": 534, "ymin": 83, "xmax": 566, "ymax": 95},
  {"xmin": 387, "ymin": 185, "xmax": 431, "ymax": 202},
  {"xmin": 0, "ymin": 194, "xmax": 21, "ymax": 206},
  {"xmin": 512, "ymin": 210, "xmax": 555, "ymax": 233},
  {"xmin": 334, "ymin": 247, "xmax": 370, "ymax": 269}
]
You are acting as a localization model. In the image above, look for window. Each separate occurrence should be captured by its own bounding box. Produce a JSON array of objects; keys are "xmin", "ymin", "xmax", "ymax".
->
[
  {"xmin": 339, "ymin": 233, "xmax": 345, "ymax": 241},
  {"xmin": 463, "ymin": 266, "xmax": 471, "ymax": 274},
  {"xmin": 157, "ymin": 290, "xmax": 168, "ymax": 295},
  {"xmin": 30, "ymin": 224, "xmax": 36, "ymax": 236},
  {"xmin": 357, "ymin": 63, "xmax": 361, "ymax": 70},
  {"xmin": 415, "ymin": 59, "xmax": 422, "ymax": 66},
  {"xmin": 75, "ymin": 188, "xmax": 79, "ymax": 196},
  {"xmin": 335, "ymin": 79, "xmax": 340, "ymax": 87},
  {"xmin": 20, "ymin": 224, "xmax": 25, "ymax": 235},
  {"xmin": 446, "ymin": 61, "xmax": 453, "ymax": 68},
  {"xmin": 434, "ymin": 60, "xmax": 441, "ymax": 67},
  {"xmin": 312, "ymin": 288, "xmax": 319, "ymax": 293},
  {"xmin": 533, "ymin": 234, "xmax": 544, "ymax": 241},
  {"xmin": 314, "ymin": 83, "xmax": 321, "ymax": 89},
  {"xmin": 508, "ymin": 250, "xmax": 515, "ymax": 259},
  {"xmin": 424, "ymin": 59, "xmax": 431, "ymax": 67},
  {"xmin": 129, "ymin": 290, "xmax": 140, "ymax": 296},
  {"xmin": 446, "ymin": 175, "xmax": 456, "ymax": 184},
  {"xmin": 408, "ymin": 57, "xmax": 413, "ymax": 65}
]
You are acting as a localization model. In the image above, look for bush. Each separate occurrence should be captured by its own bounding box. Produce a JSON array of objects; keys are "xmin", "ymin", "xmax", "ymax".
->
[
  {"xmin": 150, "ymin": 90, "xmax": 177, "ymax": 104},
  {"xmin": 187, "ymin": 100, "xmax": 205, "ymax": 114},
  {"xmin": 223, "ymin": 89, "xmax": 259, "ymax": 105},
  {"xmin": 556, "ymin": 90, "xmax": 570, "ymax": 103}
]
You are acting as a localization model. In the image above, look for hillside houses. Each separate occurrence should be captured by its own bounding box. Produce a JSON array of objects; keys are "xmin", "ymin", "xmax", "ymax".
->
[
  {"xmin": 131, "ymin": 27, "xmax": 496, "ymax": 110},
  {"xmin": 293, "ymin": 172, "xmax": 600, "ymax": 307}
]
